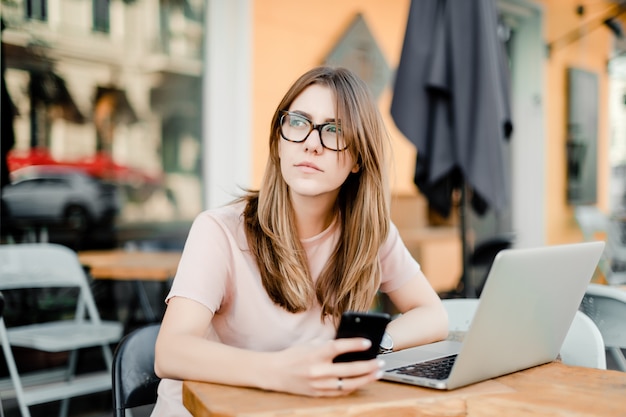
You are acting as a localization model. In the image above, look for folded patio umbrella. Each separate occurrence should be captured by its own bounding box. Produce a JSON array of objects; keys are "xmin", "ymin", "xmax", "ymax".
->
[
  {"xmin": 392, "ymin": 0, "xmax": 512, "ymax": 217},
  {"xmin": 391, "ymin": 0, "xmax": 513, "ymax": 295}
]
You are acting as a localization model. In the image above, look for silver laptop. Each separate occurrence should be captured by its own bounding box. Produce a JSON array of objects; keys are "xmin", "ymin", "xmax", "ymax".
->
[{"xmin": 381, "ymin": 241, "xmax": 605, "ymax": 390}]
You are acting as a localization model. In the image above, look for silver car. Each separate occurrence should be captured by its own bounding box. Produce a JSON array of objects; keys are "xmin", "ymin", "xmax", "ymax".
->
[{"xmin": 2, "ymin": 165, "xmax": 121, "ymax": 230}]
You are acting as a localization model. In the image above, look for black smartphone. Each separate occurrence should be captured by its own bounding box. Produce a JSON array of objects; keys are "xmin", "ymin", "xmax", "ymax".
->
[{"xmin": 333, "ymin": 311, "xmax": 391, "ymax": 362}]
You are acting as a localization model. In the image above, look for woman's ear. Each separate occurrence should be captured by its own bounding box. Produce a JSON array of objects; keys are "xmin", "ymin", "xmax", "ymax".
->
[{"xmin": 351, "ymin": 163, "xmax": 360, "ymax": 174}]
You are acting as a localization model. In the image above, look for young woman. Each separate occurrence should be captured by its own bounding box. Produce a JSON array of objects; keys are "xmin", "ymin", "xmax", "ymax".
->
[{"xmin": 152, "ymin": 66, "xmax": 448, "ymax": 416}]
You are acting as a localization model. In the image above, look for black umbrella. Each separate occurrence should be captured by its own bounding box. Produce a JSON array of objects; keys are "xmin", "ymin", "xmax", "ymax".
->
[{"xmin": 391, "ymin": 0, "xmax": 513, "ymax": 297}]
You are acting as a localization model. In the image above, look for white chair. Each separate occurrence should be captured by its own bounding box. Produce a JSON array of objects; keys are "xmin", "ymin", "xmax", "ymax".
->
[
  {"xmin": 0, "ymin": 243, "xmax": 124, "ymax": 417},
  {"xmin": 559, "ymin": 311, "xmax": 606, "ymax": 369},
  {"xmin": 441, "ymin": 298, "xmax": 607, "ymax": 369},
  {"xmin": 579, "ymin": 283, "xmax": 626, "ymax": 371}
]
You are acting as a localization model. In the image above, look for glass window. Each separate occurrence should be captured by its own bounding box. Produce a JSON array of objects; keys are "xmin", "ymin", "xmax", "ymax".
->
[
  {"xmin": 2, "ymin": 1, "xmax": 205, "ymax": 250},
  {"xmin": 93, "ymin": 0, "xmax": 110, "ymax": 33},
  {"xmin": 25, "ymin": 0, "xmax": 47, "ymax": 21}
]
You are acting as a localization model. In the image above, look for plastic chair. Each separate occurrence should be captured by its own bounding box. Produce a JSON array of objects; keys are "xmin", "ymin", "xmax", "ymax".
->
[
  {"xmin": 442, "ymin": 298, "xmax": 607, "ymax": 369},
  {"xmin": 112, "ymin": 323, "xmax": 161, "ymax": 417},
  {"xmin": 559, "ymin": 311, "xmax": 606, "ymax": 369},
  {"xmin": 0, "ymin": 243, "xmax": 123, "ymax": 417},
  {"xmin": 579, "ymin": 283, "xmax": 626, "ymax": 371}
]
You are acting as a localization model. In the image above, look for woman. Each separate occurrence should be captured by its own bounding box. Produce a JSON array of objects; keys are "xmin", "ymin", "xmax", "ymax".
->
[{"xmin": 152, "ymin": 66, "xmax": 448, "ymax": 415}]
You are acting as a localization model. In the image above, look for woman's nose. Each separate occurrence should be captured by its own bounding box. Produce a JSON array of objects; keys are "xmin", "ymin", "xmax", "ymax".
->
[{"xmin": 304, "ymin": 128, "xmax": 324, "ymax": 153}]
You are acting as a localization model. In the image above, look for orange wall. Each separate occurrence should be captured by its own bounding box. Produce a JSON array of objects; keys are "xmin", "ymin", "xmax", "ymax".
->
[
  {"xmin": 538, "ymin": 0, "xmax": 613, "ymax": 244},
  {"xmin": 252, "ymin": 0, "xmax": 416, "ymax": 194},
  {"xmin": 252, "ymin": 0, "xmax": 616, "ymax": 247}
]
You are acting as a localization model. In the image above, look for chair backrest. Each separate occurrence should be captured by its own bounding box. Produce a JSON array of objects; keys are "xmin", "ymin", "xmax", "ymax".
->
[
  {"xmin": 580, "ymin": 284, "xmax": 626, "ymax": 348},
  {"xmin": 112, "ymin": 323, "xmax": 161, "ymax": 417},
  {"xmin": 559, "ymin": 311, "xmax": 606, "ymax": 369},
  {"xmin": 0, "ymin": 243, "xmax": 88, "ymax": 287},
  {"xmin": 0, "ymin": 243, "xmax": 103, "ymax": 323},
  {"xmin": 0, "ymin": 243, "xmax": 123, "ymax": 417}
]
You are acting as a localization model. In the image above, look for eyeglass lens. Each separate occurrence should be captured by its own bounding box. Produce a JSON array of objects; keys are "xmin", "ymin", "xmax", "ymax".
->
[{"xmin": 280, "ymin": 112, "xmax": 346, "ymax": 151}]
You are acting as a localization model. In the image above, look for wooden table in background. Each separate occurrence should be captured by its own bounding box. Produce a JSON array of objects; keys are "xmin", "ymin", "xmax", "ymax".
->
[
  {"xmin": 183, "ymin": 362, "xmax": 626, "ymax": 417},
  {"xmin": 78, "ymin": 249, "xmax": 181, "ymax": 324}
]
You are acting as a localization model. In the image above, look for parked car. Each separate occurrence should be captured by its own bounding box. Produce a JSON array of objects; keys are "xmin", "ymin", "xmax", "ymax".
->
[{"xmin": 1, "ymin": 165, "xmax": 121, "ymax": 231}]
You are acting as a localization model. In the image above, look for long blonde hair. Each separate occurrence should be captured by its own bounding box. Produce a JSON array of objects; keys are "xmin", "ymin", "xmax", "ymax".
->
[{"xmin": 243, "ymin": 66, "xmax": 390, "ymax": 323}]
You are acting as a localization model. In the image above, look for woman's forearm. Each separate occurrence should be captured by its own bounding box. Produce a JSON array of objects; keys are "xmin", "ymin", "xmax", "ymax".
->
[
  {"xmin": 385, "ymin": 304, "xmax": 449, "ymax": 351},
  {"xmin": 155, "ymin": 334, "xmax": 273, "ymax": 389}
]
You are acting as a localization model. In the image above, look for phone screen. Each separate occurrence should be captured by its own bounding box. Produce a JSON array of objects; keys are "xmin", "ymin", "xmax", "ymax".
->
[{"xmin": 333, "ymin": 311, "xmax": 391, "ymax": 362}]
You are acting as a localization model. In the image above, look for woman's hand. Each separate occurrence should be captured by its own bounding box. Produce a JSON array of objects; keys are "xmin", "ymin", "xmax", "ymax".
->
[{"xmin": 261, "ymin": 337, "xmax": 385, "ymax": 397}]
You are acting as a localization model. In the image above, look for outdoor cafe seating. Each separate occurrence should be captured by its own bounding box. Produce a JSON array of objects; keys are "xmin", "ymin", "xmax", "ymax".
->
[
  {"xmin": 0, "ymin": 235, "xmax": 624, "ymax": 417},
  {"xmin": 580, "ymin": 283, "xmax": 626, "ymax": 371},
  {"xmin": 0, "ymin": 243, "xmax": 123, "ymax": 417}
]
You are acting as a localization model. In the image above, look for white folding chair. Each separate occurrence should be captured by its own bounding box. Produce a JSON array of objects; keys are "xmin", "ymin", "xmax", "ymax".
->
[
  {"xmin": 579, "ymin": 283, "xmax": 626, "ymax": 371},
  {"xmin": 442, "ymin": 298, "xmax": 606, "ymax": 369},
  {"xmin": 0, "ymin": 243, "xmax": 123, "ymax": 417}
]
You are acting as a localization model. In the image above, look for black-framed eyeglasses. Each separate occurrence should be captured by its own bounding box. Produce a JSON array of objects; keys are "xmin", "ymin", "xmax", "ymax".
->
[{"xmin": 279, "ymin": 111, "xmax": 347, "ymax": 152}]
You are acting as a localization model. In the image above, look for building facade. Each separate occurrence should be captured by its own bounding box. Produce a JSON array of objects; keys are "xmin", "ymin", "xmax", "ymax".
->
[{"xmin": 2, "ymin": 0, "xmax": 204, "ymax": 224}]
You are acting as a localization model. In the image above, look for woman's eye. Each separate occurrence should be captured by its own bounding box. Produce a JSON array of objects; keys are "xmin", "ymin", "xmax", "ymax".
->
[
  {"xmin": 290, "ymin": 116, "xmax": 309, "ymax": 128},
  {"xmin": 324, "ymin": 124, "xmax": 339, "ymax": 134}
]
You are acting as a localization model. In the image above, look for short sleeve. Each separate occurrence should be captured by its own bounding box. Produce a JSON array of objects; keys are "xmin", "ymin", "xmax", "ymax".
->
[
  {"xmin": 166, "ymin": 211, "xmax": 235, "ymax": 313},
  {"xmin": 378, "ymin": 221, "xmax": 421, "ymax": 293}
]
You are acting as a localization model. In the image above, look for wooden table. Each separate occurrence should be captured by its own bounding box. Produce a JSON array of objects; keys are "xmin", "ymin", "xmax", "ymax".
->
[
  {"xmin": 78, "ymin": 250, "xmax": 181, "ymax": 281},
  {"xmin": 78, "ymin": 249, "xmax": 181, "ymax": 324},
  {"xmin": 183, "ymin": 362, "xmax": 626, "ymax": 416}
]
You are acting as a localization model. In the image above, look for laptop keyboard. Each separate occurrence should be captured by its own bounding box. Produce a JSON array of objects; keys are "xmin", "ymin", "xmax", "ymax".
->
[{"xmin": 388, "ymin": 354, "xmax": 457, "ymax": 380}]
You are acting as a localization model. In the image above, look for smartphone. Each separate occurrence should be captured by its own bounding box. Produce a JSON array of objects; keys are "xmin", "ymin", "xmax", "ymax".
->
[{"xmin": 333, "ymin": 311, "xmax": 391, "ymax": 362}]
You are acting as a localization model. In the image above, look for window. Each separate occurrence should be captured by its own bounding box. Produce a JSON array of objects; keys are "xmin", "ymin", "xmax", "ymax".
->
[
  {"xmin": 93, "ymin": 0, "xmax": 110, "ymax": 33},
  {"xmin": 25, "ymin": 0, "xmax": 47, "ymax": 21}
]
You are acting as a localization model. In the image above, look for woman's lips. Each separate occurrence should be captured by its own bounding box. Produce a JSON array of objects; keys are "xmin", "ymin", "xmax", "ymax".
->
[{"xmin": 295, "ymin": 162, "xmax": 322, "ymax": 172}]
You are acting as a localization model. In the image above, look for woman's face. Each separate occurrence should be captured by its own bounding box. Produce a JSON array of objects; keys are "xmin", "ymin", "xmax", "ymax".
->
[{"xmin": 278, "ymin": 84, "xmax": 359, "ymax": 203}]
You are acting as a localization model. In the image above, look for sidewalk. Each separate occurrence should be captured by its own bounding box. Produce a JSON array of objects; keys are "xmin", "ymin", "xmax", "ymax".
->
[{"xmin": 1, "ymin": 392, "xmax": 152, "ymax": 416}]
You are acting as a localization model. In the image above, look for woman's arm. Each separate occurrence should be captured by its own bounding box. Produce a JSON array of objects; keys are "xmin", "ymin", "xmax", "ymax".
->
[
  {"xmin": 384, "ymin": 270, "xmax": 449, "ymax": 351},
  {"xmin": 154, "ymin": 296, "xmax": 385, "ymax": 397}
]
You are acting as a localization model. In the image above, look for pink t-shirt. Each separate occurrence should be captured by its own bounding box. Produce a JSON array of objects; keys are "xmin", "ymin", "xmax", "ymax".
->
[{"xmin": 151, "ymin": 202, "xmax": 420, "ymax": 416}]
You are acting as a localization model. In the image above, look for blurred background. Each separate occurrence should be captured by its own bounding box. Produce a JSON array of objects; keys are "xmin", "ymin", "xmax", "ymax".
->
[
  {"xmin": 3, "ymin": 0, "xmax": 626, "ymax": 284},
  {"xmin": 2, "ymin": 0, "xmax": 626, "ymax": 414}
]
